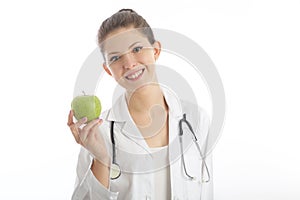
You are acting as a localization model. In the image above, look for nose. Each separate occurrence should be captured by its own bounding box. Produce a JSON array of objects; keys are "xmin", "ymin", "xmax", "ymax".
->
[{"xmin": 122, "ymin": 52, "xmax": 137, "ymax": 69}]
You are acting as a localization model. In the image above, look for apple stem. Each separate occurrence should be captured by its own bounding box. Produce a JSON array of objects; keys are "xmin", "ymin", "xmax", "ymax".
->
[{"xmin": 82, "ymin": 91, "xmax": 86, "ymax": 96}]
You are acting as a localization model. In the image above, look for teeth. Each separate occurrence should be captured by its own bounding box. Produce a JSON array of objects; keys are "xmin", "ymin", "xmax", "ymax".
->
[{"xmin": 126, "ymin": 69, "xmax": 143, "ymax": 80}]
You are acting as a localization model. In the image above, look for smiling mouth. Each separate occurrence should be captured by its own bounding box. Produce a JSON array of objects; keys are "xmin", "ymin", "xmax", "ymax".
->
[{"xmin": 125, "ymin": 69, "xmax": 145, "ymax": 81}]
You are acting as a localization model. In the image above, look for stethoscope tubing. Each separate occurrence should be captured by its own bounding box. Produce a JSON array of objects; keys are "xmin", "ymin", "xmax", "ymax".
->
[
  {"xmin": 109, "ymin": 114, "xmax": 210, "ymax": 182},
  {"xmin": 179, "ymin": 114, "xmax": 210, "ymax": 182}
]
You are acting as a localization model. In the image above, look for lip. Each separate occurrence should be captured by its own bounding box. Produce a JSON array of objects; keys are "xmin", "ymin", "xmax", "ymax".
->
[{"xmin": 125, "ymin": 68, "xmax": 145, "ymax": 81}]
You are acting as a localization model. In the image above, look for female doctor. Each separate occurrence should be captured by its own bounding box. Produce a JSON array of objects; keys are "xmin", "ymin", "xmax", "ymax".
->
[{"xmin": 68, "ymin": 9, "xmax": 213, "ymax": 200}]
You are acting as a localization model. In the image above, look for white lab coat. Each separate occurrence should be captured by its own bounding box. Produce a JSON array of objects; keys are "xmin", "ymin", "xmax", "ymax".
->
[{"xmin": 71, "ymin": 89, "xmax": 213, "ymax": 200}]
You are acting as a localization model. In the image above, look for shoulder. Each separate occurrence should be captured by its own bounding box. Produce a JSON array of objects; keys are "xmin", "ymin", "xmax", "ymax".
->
[{"xmin": 180, "ymin": 100, "xmax": 210, "ymax": 124}]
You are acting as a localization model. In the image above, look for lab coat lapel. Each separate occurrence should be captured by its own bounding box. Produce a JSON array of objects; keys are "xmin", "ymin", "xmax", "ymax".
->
[{"xmin": 162, "ymin": 88, "xmax": 183, "ymax": 144}]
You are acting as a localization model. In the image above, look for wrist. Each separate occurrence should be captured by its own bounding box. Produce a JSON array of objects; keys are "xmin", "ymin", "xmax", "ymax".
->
[{"xmin": 93, "ymin": 157, "xmax": 110, "ymax": 169}]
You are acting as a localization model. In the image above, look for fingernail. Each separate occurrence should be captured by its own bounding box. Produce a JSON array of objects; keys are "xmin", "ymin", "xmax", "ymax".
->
[{"xmin": 82, "ymin": 117, "xmax": 87, "ymax": 122}]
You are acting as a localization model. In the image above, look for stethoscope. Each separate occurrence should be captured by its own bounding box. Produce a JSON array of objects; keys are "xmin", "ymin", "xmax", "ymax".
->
[{"xmin": 109, "ymin": 113, "xmax": 211, "ymax": 183}]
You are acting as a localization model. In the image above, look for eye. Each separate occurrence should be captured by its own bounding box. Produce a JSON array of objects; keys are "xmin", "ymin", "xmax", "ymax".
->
[
  {"xmin": 132, "ymin": 46, "xmax": 143, "ymax": 53},
  {"xmin": 110, "ymin": 55, "xmax": 120, "ymax": 63}
]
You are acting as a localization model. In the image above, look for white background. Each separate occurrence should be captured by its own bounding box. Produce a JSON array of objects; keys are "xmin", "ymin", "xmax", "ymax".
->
[{"xmin": 0, "ymin": 0, "xmax": 299, "ymax": 199}]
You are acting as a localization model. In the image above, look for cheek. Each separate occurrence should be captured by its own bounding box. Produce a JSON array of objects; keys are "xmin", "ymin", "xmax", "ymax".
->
[
  {"xmin": 142, "ymin": 56, "xmax": 156, "ymax": 66},
  {"xmin": 110, "ymin": 67, "xmax": 121, "ymax": 75},
  {"xmin": 109, "ymin": 70, "xmax": 120, "ymax": 80},
  {"xmin": 141, "ymin": 50, "xmax": 155, "ymax": 63},
  {"xmin": 113, "ymin": 74, "xmax": 122, "ymax": 82}
]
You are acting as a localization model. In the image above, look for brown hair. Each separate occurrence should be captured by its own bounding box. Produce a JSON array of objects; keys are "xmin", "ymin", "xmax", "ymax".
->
[{"xmin": 97, "ymin": 9, "xmax": 156, "ymax": 48}]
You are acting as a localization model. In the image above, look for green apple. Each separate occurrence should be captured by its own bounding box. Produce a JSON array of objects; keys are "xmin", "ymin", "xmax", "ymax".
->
[{"xmin": 71, "ymin": 93, "xmax": 101, "ymax": 123}]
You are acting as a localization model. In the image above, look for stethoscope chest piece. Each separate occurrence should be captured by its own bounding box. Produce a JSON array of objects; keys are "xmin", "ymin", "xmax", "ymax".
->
[{"xmin": 110, "ymin": 163, "xmax": 121, "ymax": 180}]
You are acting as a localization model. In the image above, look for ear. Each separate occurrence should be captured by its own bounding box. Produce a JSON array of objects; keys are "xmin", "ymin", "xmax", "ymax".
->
[
  {"xmin": 103, "ymin": 62, "xmax": 112, "ymax": 76},
  {"xmin": 152, "ymin": 41, "xmax": 161, "ymax": 61}
]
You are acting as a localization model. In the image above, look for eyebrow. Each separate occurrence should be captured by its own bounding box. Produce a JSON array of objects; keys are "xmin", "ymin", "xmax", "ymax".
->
[{"xmin": 107, "ymin": 41, "xmax": 141, "ymax": 56}]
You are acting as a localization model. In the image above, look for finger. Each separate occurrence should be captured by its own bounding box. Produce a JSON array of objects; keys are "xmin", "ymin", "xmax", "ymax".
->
[
  {"xmin": 68, "ymin": 110, "xmax": 81, "ymax": 144},
  {"xmin": 71, "ymin": 117, "xmax": 87, "ymax": 144},
  {"xmin": 80, "ymin": 119, "xmax": 102, "ymax": 142},
  {"xmin": 82, "ymin": 120, "xmax": 103, "ymax": 146},
  {"xmin": 82, "ymin": 118, "xmax": 101, "ymax": 132},
  {"xmin": 69, "ymin": 124, "xmax": 81, "ymax": 144},
  {"xmin": 90, "ymin": 119, "xmax": 103, "ymax": 133},
  {"xmin": 67, "ymin": 110, "xmax": 74, "ymax": 126},
  {"xmin": 75, "ymin": 116, "xmax": 88, "ymax": 128}
]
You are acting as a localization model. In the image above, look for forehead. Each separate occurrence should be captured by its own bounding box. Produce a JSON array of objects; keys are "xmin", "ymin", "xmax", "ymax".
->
[{"xmin": 102, "ymin": 28, "xmax": 149, "ymax": 54}]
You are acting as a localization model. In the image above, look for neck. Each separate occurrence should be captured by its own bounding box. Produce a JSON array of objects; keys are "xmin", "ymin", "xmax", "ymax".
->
[{"xmin": 126, "ymin": 84, "xmax": 168, "ymax": 113}]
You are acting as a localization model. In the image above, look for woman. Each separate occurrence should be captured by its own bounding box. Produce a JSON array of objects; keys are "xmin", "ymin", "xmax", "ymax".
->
[{"xmin": 68, "ymin": 9, "xmax": 213, "ymax": 200}]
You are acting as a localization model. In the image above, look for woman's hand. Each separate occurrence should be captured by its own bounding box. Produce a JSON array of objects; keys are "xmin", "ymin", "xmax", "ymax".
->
[{"xmin": 67, "ymin": 110, "xmax": 110, "ymax": 166}]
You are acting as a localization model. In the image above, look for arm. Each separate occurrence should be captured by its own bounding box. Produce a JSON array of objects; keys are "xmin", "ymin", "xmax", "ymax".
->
[
  {"xmin": 68, "ymin": 110, "xmax": 118, "ymax": 200},
  {"xmin": 91, "ymin": 158, "xmax": 110, "ymax": 189}
]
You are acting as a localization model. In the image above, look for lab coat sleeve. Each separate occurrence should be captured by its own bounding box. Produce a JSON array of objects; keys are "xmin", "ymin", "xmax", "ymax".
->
[{"xmin": 71, "ymin": 147, "xmax": 119, "ymax": 200}]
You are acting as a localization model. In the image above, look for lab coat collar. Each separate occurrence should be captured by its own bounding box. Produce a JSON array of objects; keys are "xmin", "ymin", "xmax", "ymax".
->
[
  {"xmin": 104, "ymin": 87, "xmax": 183, "ymax": 152},
  {"xmin": 105, "ymin": 94, "xmax": 128, "ymax": 122}
]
